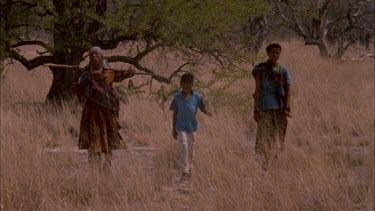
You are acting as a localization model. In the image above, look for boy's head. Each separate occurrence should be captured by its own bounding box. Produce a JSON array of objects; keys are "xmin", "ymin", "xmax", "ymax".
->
[
  {"xmin": 266, "ymin": 43, "xmax": 282, "ymax": 63},
  {"xmin": 180, "ymin": 73, "xmax": 194, "ymax": 93}
]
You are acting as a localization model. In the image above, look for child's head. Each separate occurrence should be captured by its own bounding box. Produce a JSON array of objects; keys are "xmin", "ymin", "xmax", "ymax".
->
[{"xmin": 180, "ymin": 73, "xmax": 194, "ymax": 93}]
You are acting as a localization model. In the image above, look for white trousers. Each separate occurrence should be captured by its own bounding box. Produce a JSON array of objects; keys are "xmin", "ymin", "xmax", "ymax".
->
[{"xmin": 178, "ymin": 131, "xmax": 196, "ymax": 173}]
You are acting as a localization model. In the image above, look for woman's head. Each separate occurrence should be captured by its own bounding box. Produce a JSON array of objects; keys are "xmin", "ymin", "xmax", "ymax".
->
[
  {"xmin": 89, "ymin": 46, "xmax": 104, "ymax": 66},
  {"xmin": 266, "ymin": 43, "xmax": 282, "ymax": 64}
]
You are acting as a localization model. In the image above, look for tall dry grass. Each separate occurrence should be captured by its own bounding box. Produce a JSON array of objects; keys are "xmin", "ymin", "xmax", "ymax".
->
[{"xmin": 0, "ymin": 42, "xmax": 374, "ymax": 210}]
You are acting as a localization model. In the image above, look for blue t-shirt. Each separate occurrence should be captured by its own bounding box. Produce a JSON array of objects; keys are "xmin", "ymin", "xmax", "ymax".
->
[
  {"xmin": 252, "ymin": 64, "xmax": 292, "ymax": 111},
  {"xmin": 169, "ymin": 91, "xmax": 207, "ymax": 132}
]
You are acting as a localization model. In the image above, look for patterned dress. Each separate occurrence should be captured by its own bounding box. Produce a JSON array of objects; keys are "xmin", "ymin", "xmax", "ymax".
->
[{"xmin": 76, "ymin": 65, "xmax": 128, "ymax": 154}]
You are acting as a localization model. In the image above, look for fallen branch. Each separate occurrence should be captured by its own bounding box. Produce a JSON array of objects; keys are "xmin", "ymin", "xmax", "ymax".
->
[{"xmin": 341, "ymin": 53, "xmax": 375, "ymax": 62}]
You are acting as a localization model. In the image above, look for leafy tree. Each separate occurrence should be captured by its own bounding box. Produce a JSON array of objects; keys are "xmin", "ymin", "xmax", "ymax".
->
[{"xmin": 1, "ymin": 0, "xmax": 269, "ymax": 102}]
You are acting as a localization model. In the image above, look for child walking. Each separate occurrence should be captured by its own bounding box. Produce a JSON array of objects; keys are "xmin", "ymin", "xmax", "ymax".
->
[{"xmin": 169, "ymin": 73, "xmax": 212, "ymax": 176}]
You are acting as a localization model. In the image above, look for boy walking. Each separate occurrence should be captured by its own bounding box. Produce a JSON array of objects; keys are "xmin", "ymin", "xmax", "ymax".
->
[{"xmin": 169, "ymin": 73, "xmax": 212, "ymax": 176}]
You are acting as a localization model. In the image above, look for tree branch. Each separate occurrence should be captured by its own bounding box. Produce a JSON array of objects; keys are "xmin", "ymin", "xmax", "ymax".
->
[
  {"xmin": 86, "ymin": 0, "xmax": 107, "ymax": 34},
  {"xmin": 8, "ymin": 49, "xmax": 54, "ymax": 70},
  {"xmin": 12, "ymin": 1, "xmax": 37, "ymax": 7},
  {"xmin": 106, "ymin": 55, "xmax": 172, "ymax": 84},
  {"xmin": 326, "ymin": 15, "xmax": 347, "ymax": 26},
  {"xmin": 91, "ymin": 34, "xmax": 138, "ymax": 50},
  {"xmin": 285, "ymin": 2, "xmax": 308, "ymax": 37},
  {"xmin": 318, "ymin": 0, "xmax": 332, "ymax": 17},
  {"xmin": 304, "ymin": 39, "xmax": 320, "ymax": 45},
  {"xmin": 133, "ymin": 42, "xmax": 160, "ymax": 62},
  {"xmin": 168, "ymin": 62, "xmax": 189, "ymax": 80},
  {"xmin": 349, "ymin": 0, "xmax": 374, "ymax": 6},
  {"xmin": 274, "ymin": 1, "xmax": 308, "ymax": 37},
  {"xmin": 11, "ymin": 40, "xmax": 49, "ymax": 49},
  {"xmin": 106, "ymin": 55, "xmax": 134, "ymax": 64}
]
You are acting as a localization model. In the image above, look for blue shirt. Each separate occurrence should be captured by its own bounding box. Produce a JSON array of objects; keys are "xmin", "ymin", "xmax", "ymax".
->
[
  {"xmin": 252, "ymin": 64, "xmax": 292, "ymax": 111},
  {"xmin": 169, "ymin": 91, "xmax": 207, "ymax": 132}
]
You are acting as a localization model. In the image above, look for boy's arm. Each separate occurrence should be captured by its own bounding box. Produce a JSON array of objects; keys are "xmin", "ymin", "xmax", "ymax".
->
[
  {"xmin": 170, "ymin": 98, "xmax": 179, "ymax": 139},
  {"xmin": 203, "ymin": 109, "xmax": 213, "ymax": 117},
  {"xmin": 198, "ymin": 96, "xmax": 212, "ymax": 117}
]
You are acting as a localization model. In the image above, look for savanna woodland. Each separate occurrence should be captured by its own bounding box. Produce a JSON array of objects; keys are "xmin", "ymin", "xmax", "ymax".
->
[{"xmin": 1, "ymin": 0, "xmax": 374, "ymax": 210}]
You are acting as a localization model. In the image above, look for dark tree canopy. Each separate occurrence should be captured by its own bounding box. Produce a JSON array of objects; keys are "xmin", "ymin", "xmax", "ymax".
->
[
  {"xmin": 2, "ymin": 0, "xmax": 371, "ymax": 103},
  {"xmin": 0, "ymin": 0, "xmax": 269, "ymax": 102}
]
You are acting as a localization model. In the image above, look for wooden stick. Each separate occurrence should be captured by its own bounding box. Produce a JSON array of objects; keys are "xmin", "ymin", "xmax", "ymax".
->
[
  {"xmin": 43, "ymin": 63, "xmax": 77, "ymax": 69},
  {"xmin": 43, "ymin": 63, "xmax": 155, "ymax": 76}
]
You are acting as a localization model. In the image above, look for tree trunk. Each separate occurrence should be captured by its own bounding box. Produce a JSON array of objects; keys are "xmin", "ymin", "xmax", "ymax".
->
[
  {"xmin": 46, "ymin": 0, "xmax": 84, "ymax": 103},
  {"xmin": 317, "ymin": 41, "xmax": 330, "ymax": 59},
  {"xmin": 46, "ymin": 51, "xmax": 83, "ymax": 102},
  {"xmin": 334, "ymin": 47, "xmax": 346, "ymax": 60},
  {"xmin": 244, "ymin": 16, "xmax": 268, "ymax": 53}
]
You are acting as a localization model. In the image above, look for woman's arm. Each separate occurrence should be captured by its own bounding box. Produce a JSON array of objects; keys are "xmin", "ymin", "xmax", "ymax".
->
[
  {"xmin": 112, "ymin": 67, "xmax": 136, "ymax": 82},
  {"xmin": 122, "ymin": 66, "xmax": 136, "ymax": 79}
]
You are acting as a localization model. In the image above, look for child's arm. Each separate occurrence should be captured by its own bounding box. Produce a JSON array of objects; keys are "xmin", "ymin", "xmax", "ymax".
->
[
  {"xmin": 198, "ymin": 96, "xmax": 213, "ymax": 117},
  {"xmin": 172, "ymin": 111, "xmax": 178, "ymax": 139},
  {"xmin": 169, "ymin": 98, "xmax": 179, "ymax": 139}
]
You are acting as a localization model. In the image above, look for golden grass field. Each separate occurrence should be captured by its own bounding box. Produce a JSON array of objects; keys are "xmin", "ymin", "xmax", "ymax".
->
[{"xmin": 0, "ymin": 42, "xmax": 374, "ymax": 210}]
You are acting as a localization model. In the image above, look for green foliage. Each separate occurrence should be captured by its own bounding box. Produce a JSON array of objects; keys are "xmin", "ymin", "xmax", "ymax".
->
[
  {"xmin": 2, "ymin": 0, "xmax": 270, "ymax": 64},
  {"xmin": 1, "ymin": 0, "xmax": 269, "ymax": 101},
  {"xmin": 204, "ymin": 69, "xmax": 253, "ymax": 114},
  {"xmin": 105, "ymin": 0, "xmax": 269, "ymax": 63},
  {"xmin": 206, "ymin": 88, "xmax": 252, "ymax": 115}
]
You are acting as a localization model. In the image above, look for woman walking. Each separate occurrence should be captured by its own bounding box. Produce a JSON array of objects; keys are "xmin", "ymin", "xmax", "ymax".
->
[
  {"xmin": 252, "ymin": 43, "xmax": 292, "ymax": 170},
  {"xmin": 75, "ymin": 46, "xmax": 135, "ymax": 172}
]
